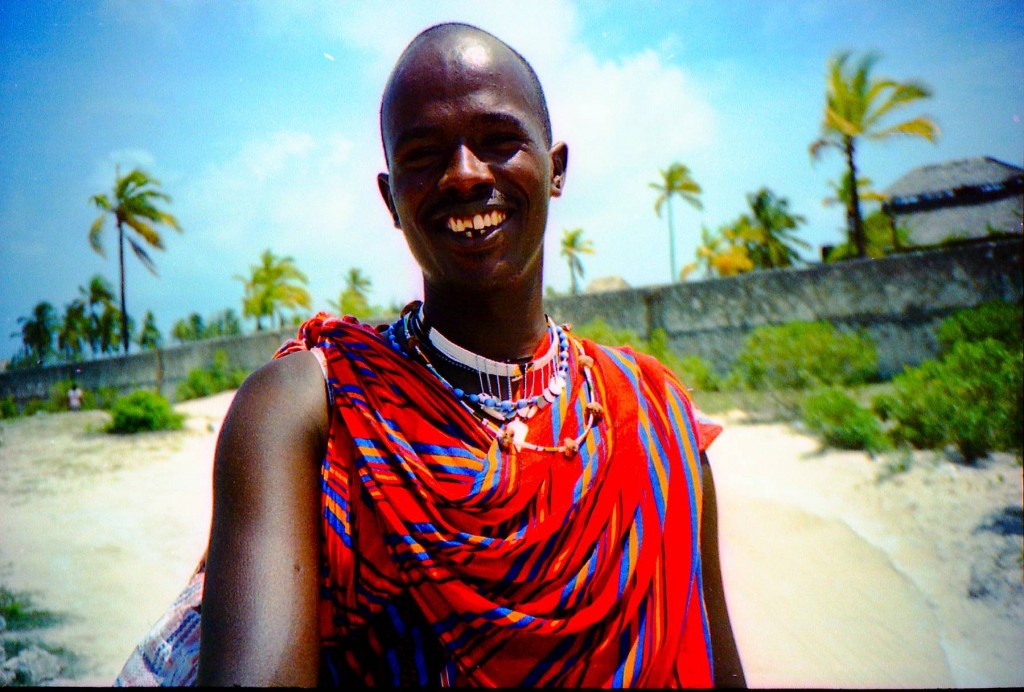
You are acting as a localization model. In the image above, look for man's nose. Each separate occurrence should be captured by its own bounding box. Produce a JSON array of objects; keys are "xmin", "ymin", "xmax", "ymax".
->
[{"xmin": 438, "ymin": 144, "xmax": 493, "ymax": 196}]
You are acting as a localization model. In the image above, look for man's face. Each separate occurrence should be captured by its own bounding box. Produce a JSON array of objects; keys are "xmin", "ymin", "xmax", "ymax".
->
[{"xmin": 378, "ymin": 35, "xmax": 567, "ymax": 294}]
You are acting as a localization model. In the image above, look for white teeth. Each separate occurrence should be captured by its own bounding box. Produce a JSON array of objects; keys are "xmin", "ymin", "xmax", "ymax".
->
[{"xmin": 446, "ymin": 210, "xmax": 508, "ymax": 234}]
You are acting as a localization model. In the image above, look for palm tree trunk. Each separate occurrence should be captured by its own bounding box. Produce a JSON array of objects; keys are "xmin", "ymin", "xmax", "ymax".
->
[
  {"xmin": 667, "ymin": 198, "xmax": 677, "ymax": 282},
  {"xmin": 569, "ymin": 260, "xmax": 578, "ymax": 295},
  {"xmin": 844, "ymin": 137, "xmax": 866, "ymax": 259},
  {"xmin": 117, "ymin": 220, "xmax": 129, "ymax": 354}
]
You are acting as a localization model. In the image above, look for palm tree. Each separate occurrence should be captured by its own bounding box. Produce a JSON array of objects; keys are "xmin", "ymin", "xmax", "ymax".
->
[
  {"xmin": 560, "ymin": 227, "xmax": 594, "ymax": 295},
  {"xmin": 14, "ymin": 301, "xmax": 57, "ymax": 365},
  {"xmin": 80, "ymin": 275, "xmax": 117, "ymax": 358},
  {"xmin": 138, "ymin": 310, "xmax": 163, "ymax": 350},
  {"xmin": 236, "ymin": 249, "xmax": 312, "ymax": 330},
  {"xmin": 650, "ymin": 163, "xmax": 702, "ymax": 282},
  {"xmin": 745, "ymin": 188, "xmax": 810, "ymax": 269},
  {"xmin": 689, "ymin": 223, "xmax": 755, "ymax": 278},
  {"xmin": 810, "ymin": 52, "xmax": 938, "ymax": 258},
  {"xmin": 89, "ymin": 167, "xmax": 182, "ymax": 354},
  {"xmin": 206, "ymin": 308, "xmax": 242, "ymax": 338},
  {"xmin": 58, "ymin": 299, "xmax": 90, "ymax": 361},
  {"xmin": 329, "ymin": 267, "xmax": 374, "ymax": 317},
  {"xmin": 823, "ymin": 171, "xmax": 889, "ymax": 210}
]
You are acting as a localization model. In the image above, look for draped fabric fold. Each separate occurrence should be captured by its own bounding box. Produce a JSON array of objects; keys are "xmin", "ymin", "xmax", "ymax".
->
[{"xmin": 276, "ymin": 313, "xmax": 716, "ymax": 687}]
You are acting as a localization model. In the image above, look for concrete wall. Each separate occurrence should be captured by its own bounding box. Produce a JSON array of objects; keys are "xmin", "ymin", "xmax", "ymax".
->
[
  {"xmin": 0, "ymin": 327, "xmax": 297, "ymax": 405},
  {"xmin": 2, "ymin": 238, "xmax": 1020, "ymax": 405},
  {"xmin": 544, "ymin": 237, "xmax": 1022, "ymax": 378}
]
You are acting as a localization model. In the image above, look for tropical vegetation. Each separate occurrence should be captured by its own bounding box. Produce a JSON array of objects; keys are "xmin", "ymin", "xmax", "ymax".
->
[
  {"xmin": 329, "ymin": 267, "xmax": 375, "ymax": 318},
  {"xmin": 12, "ymin": 301, "xmax": 57, "ymax": 366},
  {"xmin": 809, "ymin": 52, "xmax": 939, "ymax": 258},
  {"xmin": 89, "ymin": 167, "xmax": 182, "ymax": 353},
  {"xmin": 106, "ymin": 390, "xmax": 184, "ymax": 434},
  {"xmin": 685, "ymin": 188, "xmax": 808, "ymax": 278},
  {"xmin": 176, "ymin": 349, "xmax": 248, "ymax": 401},
  {"xmin": 650, "ymin": 163, "xmax": 702, "ymax": 282},
  {"xmin": 236, "ymin": 249, "xmax": 312, "ymax": 330},
  {"xmin": 560, "ymin": 227, "xmax": 594, "ymax": 295}
]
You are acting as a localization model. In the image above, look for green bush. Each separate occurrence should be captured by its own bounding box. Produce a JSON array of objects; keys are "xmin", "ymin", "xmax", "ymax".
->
[
  {"xmin": 22, "ymin": 398, "xmax": 47, "ymax": 416},
  {"xmin": 0, "ymin": 396, "xmax": 17, "ymax": 419},
  {"xmin": 801, "ymin": 387, "xmax": 889, "ymax": 452},
  {"xmin": 731, "ymin": 321, "xmax": 878, "ymax": 390},
  {"xmin": 936, "ymin": 300, "xmax": 1022, "ymax": 355},
  {"xmin": 176, "ymin": 349, "xmax": 248, "ymax": 401},
  {"xmin": 571, "ymin": 319, "xmax": 646, "ymax": 350},
  {"xmin": 106, "ymin": 390, "xmax": 184, "ymax": 434},
  {"xmin": 573, "ymin": 321, "xmax": 720, "ymax": 391},
  {"xmin": 881, "ymin": 339, "xmax": 1022, "ymax": 462},
  {"xmin": 94, "ymin": 386, "xmax": 119, "ymax": 410}
]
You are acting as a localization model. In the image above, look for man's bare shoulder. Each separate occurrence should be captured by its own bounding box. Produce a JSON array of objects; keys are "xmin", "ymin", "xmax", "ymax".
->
[{"xmin": 219, "ymin": 350, "xmax": 329, "ymax": 467}]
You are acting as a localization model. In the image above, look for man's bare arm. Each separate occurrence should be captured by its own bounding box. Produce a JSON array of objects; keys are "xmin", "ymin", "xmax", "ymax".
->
[
  {"xmin": 197, "ymin": 351, "xmax": 328, "ymax": 686},
  {"xmin": 701, "ymin": 455, "xmax": 747, "ymax": 688}
]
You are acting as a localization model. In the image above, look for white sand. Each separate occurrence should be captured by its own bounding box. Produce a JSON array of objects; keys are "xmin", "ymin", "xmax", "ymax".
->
[{"xmin": 1, "ymin": 395, "xmax": 1021, "ymax": 687}]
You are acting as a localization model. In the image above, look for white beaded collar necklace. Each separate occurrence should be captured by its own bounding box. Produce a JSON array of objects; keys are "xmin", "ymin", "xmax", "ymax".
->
[{"xmin": 418, "ymin": 305, "xmax": 557, "ymax": 379}]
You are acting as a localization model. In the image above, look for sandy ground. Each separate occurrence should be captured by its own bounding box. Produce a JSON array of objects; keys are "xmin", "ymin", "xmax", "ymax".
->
[{"xmin": 1, "ymin": 393, "xmax": 1021, "ymax": 687}]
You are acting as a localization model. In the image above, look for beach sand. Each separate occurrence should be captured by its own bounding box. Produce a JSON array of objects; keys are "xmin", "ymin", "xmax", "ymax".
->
[{"xmin": 1, "ymin": 393, "xmax": 1021, "ymax": 687}]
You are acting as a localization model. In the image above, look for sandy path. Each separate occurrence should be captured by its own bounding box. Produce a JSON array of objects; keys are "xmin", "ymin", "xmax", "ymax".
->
[
  {"xmin": 710, "ymin": 417, "xmax": 1023, "ymax": 688},
  {"xmin": 1, "ymin": 395, "xmax": 1021, "ymax": 687},
  {"xmin": 0, "ymin": 392, "xmax": 231, "ymax": 684}
]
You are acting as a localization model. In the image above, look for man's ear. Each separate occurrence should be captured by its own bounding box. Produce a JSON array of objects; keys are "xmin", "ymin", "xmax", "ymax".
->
[
  {"xmin": 549, "ymin": 142, "xmax": 568, "ymax": 198},
  {"xmin": 377, "ymin": 172, "xmax": 401, "ymax": 228}
]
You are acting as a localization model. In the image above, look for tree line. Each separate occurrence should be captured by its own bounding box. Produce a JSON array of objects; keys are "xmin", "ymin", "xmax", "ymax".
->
[
  {"xmin": 562, "ymin": 50, "xmax": 940, "ymax": 290},
  {"xmin": 8, "ymin": 51, "xmax": 942, "ymax": 367}
]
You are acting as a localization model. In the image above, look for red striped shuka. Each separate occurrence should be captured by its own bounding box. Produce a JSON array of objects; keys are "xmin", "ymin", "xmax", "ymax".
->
[{"xmin": 275, "ymin": 313, "xmax": 719, "ymax": 688}]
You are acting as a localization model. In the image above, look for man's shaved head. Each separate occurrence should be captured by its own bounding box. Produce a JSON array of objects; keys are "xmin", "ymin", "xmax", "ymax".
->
[{"xmin": 380, "ymin": 22, "xmax": 552, "ymax": 161}]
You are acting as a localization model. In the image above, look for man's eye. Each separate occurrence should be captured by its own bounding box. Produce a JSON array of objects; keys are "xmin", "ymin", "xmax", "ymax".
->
[
  {"xmin": 400, "ymin": 147, "xmax": 440, "ymax": 166},
  {"xmin": 481, "ymin": 134, "xmax": 524, "ymax": 156}
]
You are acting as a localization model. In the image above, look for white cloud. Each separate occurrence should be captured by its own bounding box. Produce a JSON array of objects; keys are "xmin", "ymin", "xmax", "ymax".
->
[
  {"xmin": 165, "ymin": 128, "xmax": 418, "ymax": 317},
  {"xmin": 246, "ymin": 0, "xmax": 720, "ymax": 291}
]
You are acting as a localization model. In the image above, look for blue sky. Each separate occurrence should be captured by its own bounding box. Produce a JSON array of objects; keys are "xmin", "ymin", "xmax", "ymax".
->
[{"xmin": 2, "ymin": 0, "xmax": 1022, "ymax": 361}]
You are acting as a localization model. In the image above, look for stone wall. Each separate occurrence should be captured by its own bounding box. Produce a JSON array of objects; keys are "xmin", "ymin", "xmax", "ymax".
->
[
  {"xmin": 0, "ymin": 327, "xmax": 296, "ymax": 405},
  {"xmin": 544, "ymin": 237, "xmax": 1022, "ymax": 378},
  {"xmin": 2, "ymin": 238, "xmax": 1020, "ymax": 405}
]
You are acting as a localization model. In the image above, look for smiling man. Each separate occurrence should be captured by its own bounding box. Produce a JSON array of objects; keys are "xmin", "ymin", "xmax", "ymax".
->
[{"xmin": 189, "ymin": 23, "xmax": 744, "ymax": 688}]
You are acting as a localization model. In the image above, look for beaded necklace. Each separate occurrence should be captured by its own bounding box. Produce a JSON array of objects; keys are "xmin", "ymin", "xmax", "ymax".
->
[
  {"xmin": 384, "ymin": 305, "xmax": 603, "ymax": 457},
  {"xmin": 409, "ymin": 306, "xmax": 568, "ymax": 420}
]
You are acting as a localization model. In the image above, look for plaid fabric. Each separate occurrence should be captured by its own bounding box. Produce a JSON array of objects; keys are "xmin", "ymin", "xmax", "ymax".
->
[
  {"xmin": 276, "ymin": 314, "xmax": 716, "ymax": 687},
  {"xmin": 114, "ymin": 562, "xmax": 204, "ymax": 687}
]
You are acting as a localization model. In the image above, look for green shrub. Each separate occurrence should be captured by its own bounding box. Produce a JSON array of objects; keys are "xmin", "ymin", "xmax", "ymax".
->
[
  {"xmin": 572, "ymin": 319, "xmax": 646, "ymax": 350},
  {"xmin": 0, "ymin": 396, "xmax": 17, "ymax": 419},
  {"xmin": 22, "ymin": 398, "xmax": 47, "ymax": 416},
  {"xmin": 176, "ymin": 349, "xmax": 248, "ymax": 401},
  {"xmin": 870, "ymin": 392, "xmax": 898, "ymax": 422},
  {"xmin": 106, "ymin": 390, "xmax": 184, "ymax": 434},
  {"xmin": 731, "ymin": 321, "xmax": 878, "ymax": 390},
  {"xmin": 0, "ymin": 585, "xmax": 63, "ymax": 630},
  {"xmin": 937, "ymin": 300, "xmax": 1022, "ymax": 355},
  {"xmin": 883, "ymin": 339, "xmax": 1022, "ymax": 462},
  {"xmin": 573, "ymin": 321, "xmax": 721, "ymax": 391},
  {"xmin": 801, "ymin": 386, "xmax": 889, "ymax": 452},
  {"xmin": 94, "ymin": 386, "xmax": 119, "ymax": 410}
]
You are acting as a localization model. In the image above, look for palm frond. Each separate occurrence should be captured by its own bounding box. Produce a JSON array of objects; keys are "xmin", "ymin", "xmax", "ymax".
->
[
  {"xmin": 90, "ymin": 193, "xmax": 112, "ymax": 211},
  {"xmin": 868, "ymin": 116, "xmax": 940, "ymax": 142},
  {"xmin": 124, "ymin": 217, "xmax": 165, "ymax": 249},
  {"xmin": 127, "ymin": 237, "xmax": 159, "ymax": 275},
  {"xmin": 867, "ymin": 81, "xmax": 933, "ymax": 125},
  {"xmin": 88, "ymin": 216, "xmax": 107, "ymax": 256}
]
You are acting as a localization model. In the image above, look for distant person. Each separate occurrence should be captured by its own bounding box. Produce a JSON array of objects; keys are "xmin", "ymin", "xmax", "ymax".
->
[
  {"xmin": 67, "ymin": 382, "xmax": 83, "ymax": 412},
  {"xmin": 118, "ymin": 22, "xmax": 745, "ymax": 688}
]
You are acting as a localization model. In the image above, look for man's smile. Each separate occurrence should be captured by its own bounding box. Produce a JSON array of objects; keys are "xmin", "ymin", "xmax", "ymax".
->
[{"xmin": 444, "ymin": 209, "xmax": 508, "ymax": 237}]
